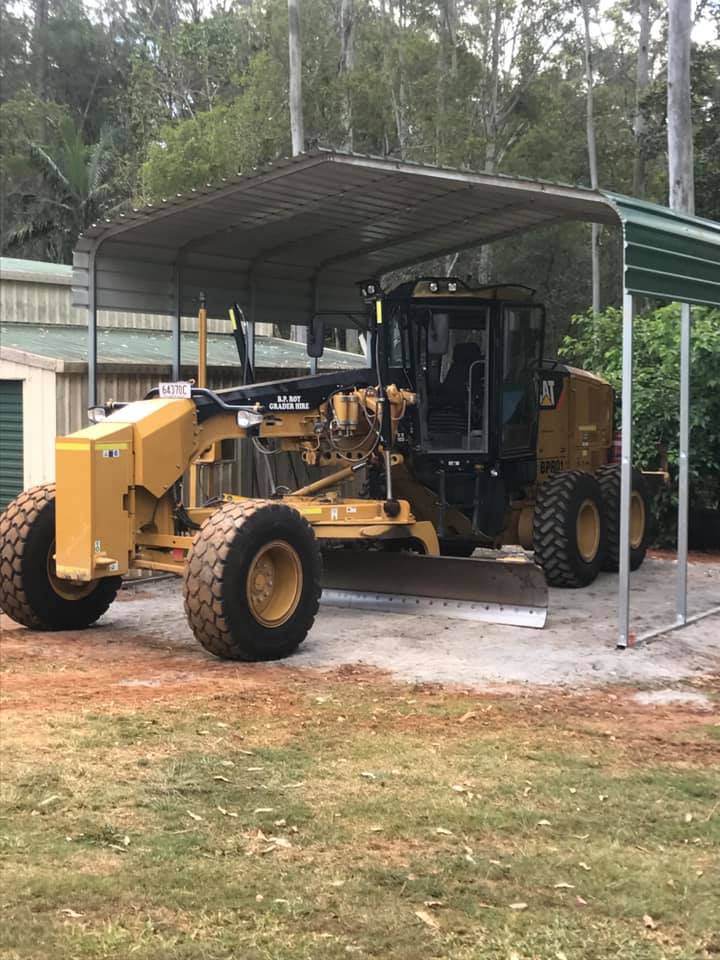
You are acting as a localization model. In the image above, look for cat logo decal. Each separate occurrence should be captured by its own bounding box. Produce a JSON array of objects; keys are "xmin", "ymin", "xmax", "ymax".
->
[{"xmin": 540, "ymin": 379, "xmax": 556, "ymax": 408}]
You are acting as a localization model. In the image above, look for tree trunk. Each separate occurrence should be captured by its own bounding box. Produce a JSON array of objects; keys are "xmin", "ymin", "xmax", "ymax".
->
[
  {"xmin": 339, "ymin": 0, "xmax": 354, "ymax": 151},
  {"xmin": 446, "ymin": 0, "xmax": 458, "ymax": 78},
  {"xmin": 667, "ymin": 0, "xmax": 694, "ymax": 214},
  {"xmin": 33, "ymin": 0, "xmax": 48, "ymax": 101},
  {"xmin": 288, "ymin": 0, "xmax": 304, "ymax": 156},
  {"xmin": 394, "ymin": 0, "xmax": 408, "ymax": 158},
  {"xmin": 339, "ymin": 0, "xmax": 354, "ymax": 72},
  {"xmin": 632, "ymin": 0, "xmax": 650, "ymax": 197},
  {"xmin": 477, "ymin": 0, "xmax": 503, "ymax": 283},
  {"xmin": 581, "ymin": 0, "xmax": 600, "ymax": 313}
]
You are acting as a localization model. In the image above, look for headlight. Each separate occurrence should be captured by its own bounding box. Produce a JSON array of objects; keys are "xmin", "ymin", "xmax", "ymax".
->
[
  {"xmin": 87, "ymin": 406, "xmax": 107, "ymax": 423},
  {"xmin": 447, "ymin": 280, "xmax": 458, "ymax": 293},
  {"xmin": 236, "ymin": 409, "xmax": 264, "ymax": 428},
  {"xmin": 429, "ymin": 281, "xmax": 439, "ymax": 293}
]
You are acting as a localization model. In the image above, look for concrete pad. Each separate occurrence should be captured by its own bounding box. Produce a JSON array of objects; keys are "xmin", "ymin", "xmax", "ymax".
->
[{"xmin": 103, "ymin": 557, "xmax": 720, "ymax": 688}]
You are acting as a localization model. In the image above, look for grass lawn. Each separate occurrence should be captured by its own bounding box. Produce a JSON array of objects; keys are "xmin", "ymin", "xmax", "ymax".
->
[{"xmin": 1, "ymin": 671, "xmax": 718, "ymax": 959}]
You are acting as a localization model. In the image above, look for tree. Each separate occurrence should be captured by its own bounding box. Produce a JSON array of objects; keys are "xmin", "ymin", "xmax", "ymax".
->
[
  {"xmin": 560, "ymin": 304, "xmax": 720, "ymax": 543},
  {"xmin": 667, "ymin": 0, "xmax": 694, "ymax": 213}
]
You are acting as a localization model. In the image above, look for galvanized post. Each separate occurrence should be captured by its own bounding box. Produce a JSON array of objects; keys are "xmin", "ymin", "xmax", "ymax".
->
[
  {"xmin": 248, "ymin": 274, "xmax": 256, "ymax": 371},
  {"xmin": 676, "ymin": 302, "xmax": 691, "ymax": 624},
  {"xmin": 171, "ymin": 264, "xmax": 182, "ymax": 380},
  {"xmin": 617, "ymin": 292, "xmax": 634, "ymax": 649},
  {"xmin": 87, "ymin": 246, "xmax": 98, "ymax": 409}
]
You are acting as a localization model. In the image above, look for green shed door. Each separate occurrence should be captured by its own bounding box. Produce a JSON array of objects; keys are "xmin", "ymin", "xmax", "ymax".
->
[{"xmin": 0, "ymin": 380, "xmax": 24, "ymax": 511}]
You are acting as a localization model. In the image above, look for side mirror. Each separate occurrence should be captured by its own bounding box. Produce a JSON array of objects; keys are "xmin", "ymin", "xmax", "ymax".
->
[
  {"xmin": 307, "ymin": 314, "xmax": 325, "ymax": 358},
  {"xmin": 428, "ymin": 312, "xmax": 450, "ymax": 355}
]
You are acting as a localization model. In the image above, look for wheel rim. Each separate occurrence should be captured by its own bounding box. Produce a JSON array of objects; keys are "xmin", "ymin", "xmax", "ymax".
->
[
  {"xmin": 246, "ymin": 540, "xmax": 302, "ymax": 627},
  {"xmin": 46, "ymin": 541, "xmax": 96, "ymax": 601},
  {"xmin": 630, "ymin": 490, "xmax": 646, "ymax": 549},
  {"xmin": 576, "ymin": 499, "xmax": 601, "ymax": 563}
]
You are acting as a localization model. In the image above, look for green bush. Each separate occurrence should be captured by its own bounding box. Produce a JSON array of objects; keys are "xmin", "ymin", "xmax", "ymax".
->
[{"xmin": 559, "ymin": 304, "xmax": 720, "ymax": 546}]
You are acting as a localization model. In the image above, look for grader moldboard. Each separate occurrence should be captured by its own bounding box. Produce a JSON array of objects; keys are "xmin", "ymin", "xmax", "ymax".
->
[{"xmin": 0, "ymin": 278, "xmax": 651, "ymax": 661}]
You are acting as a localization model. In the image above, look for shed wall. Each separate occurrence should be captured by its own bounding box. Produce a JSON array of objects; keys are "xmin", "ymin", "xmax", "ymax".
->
[
  {"xmin": 0, "ymin": 357, "xmax": 56, "ymax": 488},
  {"xmin": 1, "ymin": 273, "xmax": 272, "ymax": 335}
]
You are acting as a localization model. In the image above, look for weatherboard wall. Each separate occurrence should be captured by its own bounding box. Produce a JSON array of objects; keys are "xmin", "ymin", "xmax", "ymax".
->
[{"xmin": 0, "ymin": 355, "xmax": 56, "ymax": 491}]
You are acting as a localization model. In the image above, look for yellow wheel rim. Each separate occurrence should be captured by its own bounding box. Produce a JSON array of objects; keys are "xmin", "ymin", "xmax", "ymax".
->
[
  {"xmin": 47, "ymin": 541, "xmax": 96, "ymax": 601},
  {"xmin": 246, "ymin": 540, "xmax": 302, "ymax": 628},
  {"xmin": 576, "ymin": 499, "xmax": 601, "ymax": 563},
  {"xmin": 630, "ymin": 490, "xmax": 646, "ymax": 550}
]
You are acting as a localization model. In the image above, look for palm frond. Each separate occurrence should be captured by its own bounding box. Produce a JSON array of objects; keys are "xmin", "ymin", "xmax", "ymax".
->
[
  {"xmin": 87, "ymin": 125, "xmax": 116, "ymax": 197},
  {"xmin": 1, "ymin": 216, "xmax": 60, "ymax": 253},
  {"xmin": 29, "ymin": 141, "xmax": 72, "ymax": 199}
]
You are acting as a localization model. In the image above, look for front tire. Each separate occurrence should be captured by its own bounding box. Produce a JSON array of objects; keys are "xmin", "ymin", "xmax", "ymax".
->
[
  {"xmin": 439, "ymin": 540, "xmax": 477, "ymax": 558},
  {"xmin": 183, "ymin": 500, "xmax": 322, "ymax": 661},
  {"xmin": 533, "ymin": 470, "xmax": 606, "ymax": 588},
  {"xmin": 0, "ymin": 484, "xmax": 121, "ymax": 630}
]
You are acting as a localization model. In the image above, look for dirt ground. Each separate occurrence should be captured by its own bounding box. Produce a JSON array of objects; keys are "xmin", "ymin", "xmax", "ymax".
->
[{"xmin": 1, "ymin": 556, "xmax": 718, "ymax": 703}]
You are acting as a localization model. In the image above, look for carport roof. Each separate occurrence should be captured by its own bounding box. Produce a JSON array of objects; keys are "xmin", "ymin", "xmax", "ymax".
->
[{"xmin": 73, "ymin": 150, "xmax": 720, "ymax": 328}]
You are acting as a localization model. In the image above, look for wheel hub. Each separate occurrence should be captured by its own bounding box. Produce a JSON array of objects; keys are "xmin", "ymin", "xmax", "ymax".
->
[
  {"xmin": 246, "ymin": 540, "xmax": 302, "ymax": 627},
  {"xmin": 576, "ymin": 499, "xmax": 601, "ymax": 563},
  {"xmin": 630, "ymin": 490, "xmax": 646, "ymax": 549}
]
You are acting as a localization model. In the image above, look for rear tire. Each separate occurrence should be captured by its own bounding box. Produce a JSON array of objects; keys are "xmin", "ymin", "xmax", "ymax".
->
[
  {"xmin": 0, "ymin": 483, "xmax": 121, "ymax": 630},
  {"xmin": 183, "ymin": 500, "xmax": 322, "ymax": 661},
  {"xmin": 595, "ymin": 464, "xmax": 649, "ymax": 571},
  {"xmin": 533, "ymin": 470, "xmax": 606, "ymax": 587}
]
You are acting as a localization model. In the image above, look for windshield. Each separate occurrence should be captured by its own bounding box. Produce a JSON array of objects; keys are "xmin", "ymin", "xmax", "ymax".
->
[{"xmin": 410, "ymin": 306, "xmax": 490, "ymax": 452}]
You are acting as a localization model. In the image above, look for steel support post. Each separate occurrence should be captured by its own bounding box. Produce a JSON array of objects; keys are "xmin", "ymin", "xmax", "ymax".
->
[
  {"xmin": 617, "ymin": 292, "xmax": 634, "ymax": 648},
  {"xmin": 87, "ymin": 247, "xmax": 98, "ymax": 408},
  {"xmin": 171, "ymin": 264, "xmax": 182, "ymax": 380},
  {"xmin": 247, "ymin": 275, "xmax": 256, "ymax": 370},
  {"xmin": 676, "ymin": 302, "xmax": 691, "ymax": 624}
]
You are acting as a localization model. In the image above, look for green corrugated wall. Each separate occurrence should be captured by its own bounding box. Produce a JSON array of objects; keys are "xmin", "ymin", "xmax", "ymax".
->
[{"xmin": 0, "ymin": 380, "xmax": 24, "ymax": 511}]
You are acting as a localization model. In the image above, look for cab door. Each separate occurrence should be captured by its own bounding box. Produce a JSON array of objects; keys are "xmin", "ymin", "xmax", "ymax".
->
[{"xmin": 499, "ymin": 305, "xmax": 544, "ymax": 458}]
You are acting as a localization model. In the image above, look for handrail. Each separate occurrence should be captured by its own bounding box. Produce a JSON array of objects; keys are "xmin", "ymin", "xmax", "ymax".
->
[{"xmin": 466, "ymin": 358, "xmax": 485, "ymax": 449}]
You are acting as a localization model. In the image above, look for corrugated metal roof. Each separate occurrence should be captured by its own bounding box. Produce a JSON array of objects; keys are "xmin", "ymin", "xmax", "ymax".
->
[
  {"xmin": 71, "ymin": 151, "xmax": 719, "ymax": 327},
  {"xmin": 0, "ymin": 323, "xmax": 360, "ymax": 370}
]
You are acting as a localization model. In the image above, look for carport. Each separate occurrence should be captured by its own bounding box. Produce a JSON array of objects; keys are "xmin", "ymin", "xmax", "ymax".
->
[{"xmin": 72, "ymin": 150, "xmax": 720, "ymax": 647}]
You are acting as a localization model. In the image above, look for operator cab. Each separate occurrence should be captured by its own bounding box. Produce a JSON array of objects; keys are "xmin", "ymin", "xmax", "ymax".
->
[{"xmin": 379, "ymin": 279, "xmax": 545, "ymax": 466}]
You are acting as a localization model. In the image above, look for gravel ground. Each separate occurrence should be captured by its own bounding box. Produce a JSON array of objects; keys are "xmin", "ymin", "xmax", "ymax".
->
[{"xmin": 93, "ymin": 557, "xmax": 720, "ymax": 688}]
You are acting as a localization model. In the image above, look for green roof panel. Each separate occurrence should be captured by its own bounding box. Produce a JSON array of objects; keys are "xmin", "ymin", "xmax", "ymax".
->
[
  {"xmin": 0, "ymin": 323, "xmax": 361, "ymax": 370},
  {"xmin": 603, "ymin": 192, "xmax": 720, "ymax": 307}
]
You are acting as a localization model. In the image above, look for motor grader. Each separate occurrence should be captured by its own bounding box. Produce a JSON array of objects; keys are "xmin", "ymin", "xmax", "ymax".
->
[{"xmin": 0, "ymin": 278, "xmax": 650, "ymax": 661}]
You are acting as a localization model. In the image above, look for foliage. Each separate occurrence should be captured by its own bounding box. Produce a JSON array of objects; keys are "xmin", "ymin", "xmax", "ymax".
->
[
  {"xmin": 2, "ymin": 114, "xmax": 121, "ymax": 262},
  {"xmin": 0, "ymin": 0, "xmax": 717, "ymax": 352},
  {"xmin": 139, "ymin": 52, "xmax": 290, "ymax": 199},
  {"xmin": 560, "ymin": 304, "xmax": 720, "ymax": 543}
]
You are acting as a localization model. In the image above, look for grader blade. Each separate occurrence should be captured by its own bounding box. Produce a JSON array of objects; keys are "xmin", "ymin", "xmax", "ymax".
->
[{"xmin": 320, "ymin": 551, "xmax": 548, "ymax": 629}]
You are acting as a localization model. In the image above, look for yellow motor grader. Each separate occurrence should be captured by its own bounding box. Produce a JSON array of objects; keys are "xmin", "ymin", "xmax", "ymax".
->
[{"xmin": 0, "ymin": 279, "xmax": 651, "ymax": 660}]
